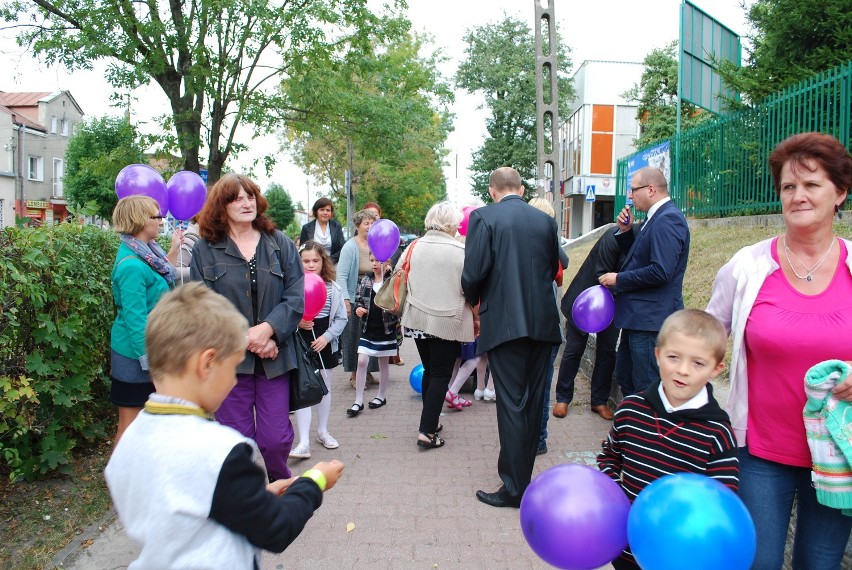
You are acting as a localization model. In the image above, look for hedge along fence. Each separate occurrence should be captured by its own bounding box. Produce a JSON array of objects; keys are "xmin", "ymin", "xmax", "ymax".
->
[{"xmin": 0, "ymin": 223, "xmax": 119, "ymax": 481}]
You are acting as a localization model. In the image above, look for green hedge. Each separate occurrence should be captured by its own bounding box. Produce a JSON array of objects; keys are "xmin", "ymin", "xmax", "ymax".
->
[{"xmin": 0, "ymin": 224, "xmax": 118, "ymax": 480}]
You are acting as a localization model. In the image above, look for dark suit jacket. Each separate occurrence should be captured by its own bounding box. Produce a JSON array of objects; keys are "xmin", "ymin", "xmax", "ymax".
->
[
  {"xmin": 299, "ymin": 219, "xmax": 345, "ymax": 264},
  {"xmin": 613, "ymin": 199, "xmax": 690, "ymax": 331},
  {"xmin": 462, "ymin": 194, "xmax": 562, "ymax": 354},
  {"xmin": 560, "ymin": 228, "xmax": 625, "ymax": 320}
]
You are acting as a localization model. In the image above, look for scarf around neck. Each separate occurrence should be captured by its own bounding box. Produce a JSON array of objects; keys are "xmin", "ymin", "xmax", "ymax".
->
[{"xmin": 120, "ymin": 234, "xmax": 178, "ymax": 285}]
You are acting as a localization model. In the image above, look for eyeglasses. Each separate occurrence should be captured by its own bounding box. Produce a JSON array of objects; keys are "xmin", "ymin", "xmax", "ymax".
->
[
  {"xmin": 149, "ymin": 215, "xmax": 165, "ymax": 220},
  {"xmin": 629, "ymin": 185, "xmax": 651, "ymax": 193}
]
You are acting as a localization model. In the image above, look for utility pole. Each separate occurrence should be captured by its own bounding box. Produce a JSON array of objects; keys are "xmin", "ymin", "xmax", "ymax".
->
[{"xmin": 534, "ymin": 0, "xmax": 561, "ymax": 231}]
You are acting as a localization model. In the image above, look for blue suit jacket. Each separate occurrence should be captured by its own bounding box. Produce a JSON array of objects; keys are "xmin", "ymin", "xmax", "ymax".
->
[{"xmin": 613, "ymin": 200, "xmax": 690, "ymax": 331}]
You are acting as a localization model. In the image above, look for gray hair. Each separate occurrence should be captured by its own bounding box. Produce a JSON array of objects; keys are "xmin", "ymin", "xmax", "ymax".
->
[
  {"xmin": 352, "ymin": 209, "xmax": 379, "ymax": 227},
  {"xmin": 424, "ymin": 201, "xmax": 463, "ymax": 234}
]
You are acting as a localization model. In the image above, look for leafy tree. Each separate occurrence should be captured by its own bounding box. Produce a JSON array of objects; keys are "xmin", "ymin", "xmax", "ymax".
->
[
  {"xmin": 717, "ymin": 0, "xmax": 852, "ymax": 106},
  {"xmin": 455, "ymin": 16, "xmax": 575, "ymax": 202},
  {"xmin": 1, "ymin": 0, "xmax": 406, "ymax": 183},
  {"xmin": 264, "ymin": 183, "xmax": 295, "ymax": 231},
  {"xmin": 282, "ymin": 30, "xmax": 452, "ymax": 231},
  {"xmin": 64, "ymin": 115, "xmax": 146, "ymax": 220},
  {"xmin": 623, "ymin": 41, "xmax": 712, "ymax": 149}
]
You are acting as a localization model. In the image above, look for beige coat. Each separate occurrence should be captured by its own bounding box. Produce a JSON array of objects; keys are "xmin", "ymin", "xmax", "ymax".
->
[{"xmin": 398, "ymin": 230, "xmax": 475, "ymax": 342}]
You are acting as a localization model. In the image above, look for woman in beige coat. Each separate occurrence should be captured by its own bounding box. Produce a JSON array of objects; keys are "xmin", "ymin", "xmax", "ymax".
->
[{"xmin": 399, "ymin": 202, "xmax": 476, "ymax": 449}]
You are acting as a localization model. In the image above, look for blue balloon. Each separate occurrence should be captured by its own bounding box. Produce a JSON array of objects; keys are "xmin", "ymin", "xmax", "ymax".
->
[
  {"xmin": 409, "ymin": 364, "xmax": 424, "ymax": 394},
  {"xmin": 628, "ymin": 473, "xmax": 756, "ymax": 570}
]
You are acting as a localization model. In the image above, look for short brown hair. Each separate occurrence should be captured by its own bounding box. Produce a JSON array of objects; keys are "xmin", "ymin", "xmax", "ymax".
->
[
  {"xmin": 769, "ymin": 132, "xmax": 852, "ymax": 198},
  {"xmin": 311, "ymin": 197, "xmax": 334, "ymax": 218},
  {"xmin": 113, "ymin": 195, "xmax": 159, "ymax": 235},
  {"xmin": 489, "ymin": 167, "xmax": 523, "ymax": 193},
  {"xmin": 657, "ymin": 309, "xmax": 727, "ymax": 363},
  {"xmin": 197, "ymin": 173, "xmax": 277, "ymax": 242},
  {"xmin": 146, "ymin": 282, "xmax": 248, "ymax": 381},
  {"xmin": 362, "ymin": 202, "xmax": 382, "ymax": 217}
]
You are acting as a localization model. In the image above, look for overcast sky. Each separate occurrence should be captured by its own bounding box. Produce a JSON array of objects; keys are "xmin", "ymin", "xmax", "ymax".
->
[{"xmin": 0, "ymin": 0, "xmax": 752, "ymax": 206}]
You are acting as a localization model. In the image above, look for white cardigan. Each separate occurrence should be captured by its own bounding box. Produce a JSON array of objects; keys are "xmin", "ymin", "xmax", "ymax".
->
[
  {"xmin": 706, "ymin": 236, "xmax": 852, "ymax": 446},
  {"xmin": 398, "ymin": 230, "xmax": 475, "ymax": 342}
]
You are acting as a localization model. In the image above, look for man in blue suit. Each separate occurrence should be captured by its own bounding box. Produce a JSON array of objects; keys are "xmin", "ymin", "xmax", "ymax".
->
[
  {"xmin": 599, "ymin": 166, "xmax": 690, "ymax": 396},
  {"xmin": 462, "ymin": 167, "xmax": 562, "ymax": 508}
]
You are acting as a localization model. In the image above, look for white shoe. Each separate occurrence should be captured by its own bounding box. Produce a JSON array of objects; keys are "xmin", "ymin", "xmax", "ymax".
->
[
  {"xmin": 316, "ymin": 432, "xmax": 339, "ymax": 449},
  {"xmin": 474, "ymin": 389, "xmax": 485, "ymax": 401},
  {"xmin": 483, "ymin": 388, "xmax": 496, "ymax": 402},
  {"xmin": 289, "ymin": 442, "xmax": 311, "ymax": 459}
]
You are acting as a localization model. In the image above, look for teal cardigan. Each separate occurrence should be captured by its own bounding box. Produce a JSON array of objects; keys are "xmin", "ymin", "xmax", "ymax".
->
[{"xmin": 110, "ymin": 242, "xmax": 171, "ymax": 360}]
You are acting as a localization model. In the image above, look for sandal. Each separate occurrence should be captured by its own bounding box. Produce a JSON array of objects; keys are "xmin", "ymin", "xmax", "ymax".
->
[
  {"xmin": 436, "ymin": 423, "xmax": 443, "ymax": 433},
  {"xmin": 346, "ymin": 403, "xmax": 364, "ymax": 417},
  {"xmin": 367, "ymin": 397, "xmax": 387, "ymax": 409},
  {"xmin": 417, "ymin": 433, "xmax": 445, "ymax": 450}
]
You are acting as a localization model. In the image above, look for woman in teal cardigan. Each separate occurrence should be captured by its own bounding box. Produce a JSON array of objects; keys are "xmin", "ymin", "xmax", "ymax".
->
[{"xmin": 110, "ymin": 195, "xmax": 180, "ymax": 444}]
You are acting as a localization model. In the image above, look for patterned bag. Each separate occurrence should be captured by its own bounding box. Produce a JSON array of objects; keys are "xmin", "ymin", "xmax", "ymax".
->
[{"xmin": 374, "ymin": 239, "xmax": 417, "ymax": 317}]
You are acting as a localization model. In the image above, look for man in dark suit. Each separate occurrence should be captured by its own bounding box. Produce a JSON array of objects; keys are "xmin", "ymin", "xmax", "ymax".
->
[
  {"xmin": 462, "ymin": 167, "xmax": 562, "ymax": 508},
  {"xmin": 599, "ymin": 166, "xmax": 690, "ymax": 396},
  {"xmin": 552, "ymin": 227, "xmax": 627, "ymax": 421}
]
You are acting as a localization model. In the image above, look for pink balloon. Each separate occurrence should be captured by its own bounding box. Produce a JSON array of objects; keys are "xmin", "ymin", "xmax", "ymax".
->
[
  {"xmin": 167, "ymin": 171, "xmax": 207, "ymax": 220},
  {"xmin": 303, "ymin": 272, "xmax": 327, "ymax": 321},
  {"xmin": 367, "ymin": 219, "xmax": 400, "ymax": 262},
  {"xmin": 115, "ymin": 164, "xmax": 168, "ymax": 215},
  {"xmin": 572, "ymin": 285, "xmax": 616, "ymax": 333},
  {"xmin": 458, "ymin": 206, "xmax": 476, "ymax": 236}
]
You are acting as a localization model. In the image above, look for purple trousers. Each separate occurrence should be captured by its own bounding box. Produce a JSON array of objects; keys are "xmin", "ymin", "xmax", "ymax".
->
[{"xmin": 215, "ymin": 372, "xmax": 294, "ymax": 480}]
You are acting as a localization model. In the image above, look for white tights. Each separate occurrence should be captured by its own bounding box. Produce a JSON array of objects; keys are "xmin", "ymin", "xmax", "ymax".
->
[
  {"xmin": 294, "ymin": 368, "xmax": 333, "ymax": 444},
  {"xmin": 448, "ymin": 354, "xmax": 490, "ymax": 395},
  {"xmin": 355, "ymin": 353, "xmax": 390, "ymax": 405}
]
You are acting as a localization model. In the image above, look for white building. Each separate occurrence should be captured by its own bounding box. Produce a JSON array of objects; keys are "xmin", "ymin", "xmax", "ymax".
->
[
  {"xmin": 0, "ymin": 91, "xmax": 84, "ymax": 227},
  {"xmin": 558, "ymin": 61, "xmax": 644, "ymax": 238}
]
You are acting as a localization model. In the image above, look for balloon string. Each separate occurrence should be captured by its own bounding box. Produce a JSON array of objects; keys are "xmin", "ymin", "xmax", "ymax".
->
[{"xmin": 311, "ymin": 328, "xmax": 326, "ymax": 369}]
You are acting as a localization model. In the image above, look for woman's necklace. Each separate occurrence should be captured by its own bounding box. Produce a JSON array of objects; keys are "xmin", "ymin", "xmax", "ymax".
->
[{"xmin": 782, "ymin": 235, "xmax": 835, "ymax": 282}]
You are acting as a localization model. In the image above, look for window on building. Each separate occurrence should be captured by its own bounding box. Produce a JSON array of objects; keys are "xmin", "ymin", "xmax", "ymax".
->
[
  {"xmin": 28, "ymin": 156, "xmax": 44, "ymax": 181},
  {"xmin": 60, "ymin": 119, "xmax": 69, "ymax": 136},
  {"xmin": 51, "ymin": 116, "xmax": 58, "ymax": 134},
  {"xmin": 53, "ymin": 158, "xmax": 64, "ymax": 197}
]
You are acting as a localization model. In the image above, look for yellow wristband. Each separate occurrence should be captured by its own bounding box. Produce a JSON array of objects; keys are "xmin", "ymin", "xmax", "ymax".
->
[{"xmin": 301, "ymin": 469, "xmax": 327, "ymax": 492}]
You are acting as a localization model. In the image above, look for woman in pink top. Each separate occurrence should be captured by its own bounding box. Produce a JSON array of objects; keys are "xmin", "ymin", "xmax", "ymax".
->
[{"xmin": 707, "ymin": 132, "xmax": 852, "ymax": 569}]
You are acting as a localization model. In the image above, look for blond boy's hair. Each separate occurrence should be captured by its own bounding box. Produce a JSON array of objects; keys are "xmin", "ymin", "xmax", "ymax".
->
[
  {"xmin": 113, "ymin": 195, "xmax": 160, "ymax": 235},
  {"xmin": 657, "ymin": 309, "xmax": 727, "ymax": 363},
  {"xmin": 145, "ymin": 283, "xmax": 248, "ymax": 381}
]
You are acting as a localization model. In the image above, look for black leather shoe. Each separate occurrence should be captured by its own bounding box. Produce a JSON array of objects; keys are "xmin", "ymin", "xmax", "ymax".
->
[{"xmin": 476, "ymin": 489, "xmax": 521, "ymax": 508}]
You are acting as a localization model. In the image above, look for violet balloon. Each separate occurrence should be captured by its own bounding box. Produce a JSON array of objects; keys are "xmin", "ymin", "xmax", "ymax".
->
[
  {"xmin": 521, "ymin": 464, "xmax": 630, "ymax": 570},
  {"xmin": 367, "ymin": 219, "xmax": 400, "ymax": 262},
  {"xmin": 115, "ymin": 164, "xmax": 168, "ymax": 215},
  {"xmin": 167, "ymin": 171, "xmax": 207, "ymax": 220},
  {"xmin": 303, "ymin": 272, "xmax": 328, "ymax": 321},
  {"xmin": 572, "ymin": 285, "xmax": 615, "ymax": 333}
]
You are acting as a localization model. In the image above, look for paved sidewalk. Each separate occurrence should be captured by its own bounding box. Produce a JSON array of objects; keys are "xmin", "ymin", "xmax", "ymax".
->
[{"xmin": 56, "ymin": 339, "xmax": 616, "ymax": 569}]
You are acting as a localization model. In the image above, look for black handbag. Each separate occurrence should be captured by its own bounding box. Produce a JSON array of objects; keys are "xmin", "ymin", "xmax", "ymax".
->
[{"xmin": 289, "ymin": 332, "xmax": 328, "ymax": 411}]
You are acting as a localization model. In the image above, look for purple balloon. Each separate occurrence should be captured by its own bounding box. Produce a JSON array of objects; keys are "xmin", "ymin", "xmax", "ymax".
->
[
  {"xmin": 521, "ymin": 464, "xmax": 630, "ymax": 569},
  {"xmin": 167, "ymin": 171, "xmax": 207, "ymax": 220},
  {"xmin": 367, "ymin": 219, "xmax": 400, "ymax": 262},
  {"xmin": 572, "ymin": 285, "xmax": 615, "ymax": 333},
  {"xmin": 115, "ymin": 164, "xmax": 168, "ymax": 215}
]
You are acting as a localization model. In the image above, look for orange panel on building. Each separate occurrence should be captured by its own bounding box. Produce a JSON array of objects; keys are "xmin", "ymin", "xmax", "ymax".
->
[
  {"xmin": 590, "ymin": 133, "xmax": 614, "ymax": 175},
  {"xmin": 591, "ymin": 105, "xmax": 614, "ymax": 132}
]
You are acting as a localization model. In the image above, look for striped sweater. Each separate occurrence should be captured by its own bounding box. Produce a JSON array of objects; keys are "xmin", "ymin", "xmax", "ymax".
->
[
  {"xmin": 598, "ymin": 380, "xmax": 739, "ymax": 500},
  {"xmin": 598, "ymin": 381, "xmax": 739, "ymax": 569}
]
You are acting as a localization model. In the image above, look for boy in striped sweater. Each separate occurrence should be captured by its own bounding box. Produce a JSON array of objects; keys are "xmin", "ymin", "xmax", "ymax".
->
[{"xmin": 598, "ymin": 309, "xmax": 739, "ymax": 570}]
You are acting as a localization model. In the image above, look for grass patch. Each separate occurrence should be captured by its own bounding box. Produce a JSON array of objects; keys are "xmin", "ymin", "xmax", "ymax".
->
[{"xmin": 0, "ymin": 439, "xmax": 113, "ymax": 569}]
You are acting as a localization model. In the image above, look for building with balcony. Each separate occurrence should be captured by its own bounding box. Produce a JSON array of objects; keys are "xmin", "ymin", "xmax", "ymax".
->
[
  {"xmin": 0, "ymin": 90, "xmax": 84, "ymax": 226},
  {"xmin": 558, "ymin": 61, "xmax": 644, "ymax": 238}
]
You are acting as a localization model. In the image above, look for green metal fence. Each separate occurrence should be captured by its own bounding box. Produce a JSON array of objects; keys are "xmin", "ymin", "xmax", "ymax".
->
[{"xmin": 616, "ymin": 60, "xmax": 852, "ymax": 218}]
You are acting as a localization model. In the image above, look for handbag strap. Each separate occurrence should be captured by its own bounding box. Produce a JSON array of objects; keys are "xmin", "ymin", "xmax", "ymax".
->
[{"xmin": 401, "ymin": 239, "xmax": 418, "ymax": 272}]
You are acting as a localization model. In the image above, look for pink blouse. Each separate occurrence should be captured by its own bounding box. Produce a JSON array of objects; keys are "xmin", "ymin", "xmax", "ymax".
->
[{"xmin": 744, "ymin": 238, "xmax": 852, "ymax": 467}]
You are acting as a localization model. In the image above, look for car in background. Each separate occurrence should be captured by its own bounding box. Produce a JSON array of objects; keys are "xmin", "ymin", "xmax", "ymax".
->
[{"xmin": 400, "ymin": 233, "xmax": 418, "ymax": 247}]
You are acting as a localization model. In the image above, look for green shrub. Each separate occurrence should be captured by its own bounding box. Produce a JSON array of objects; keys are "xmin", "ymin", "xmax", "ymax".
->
[{"xmin": 0, "ymin": 224, "xmax": 117, "ymax": 480}]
